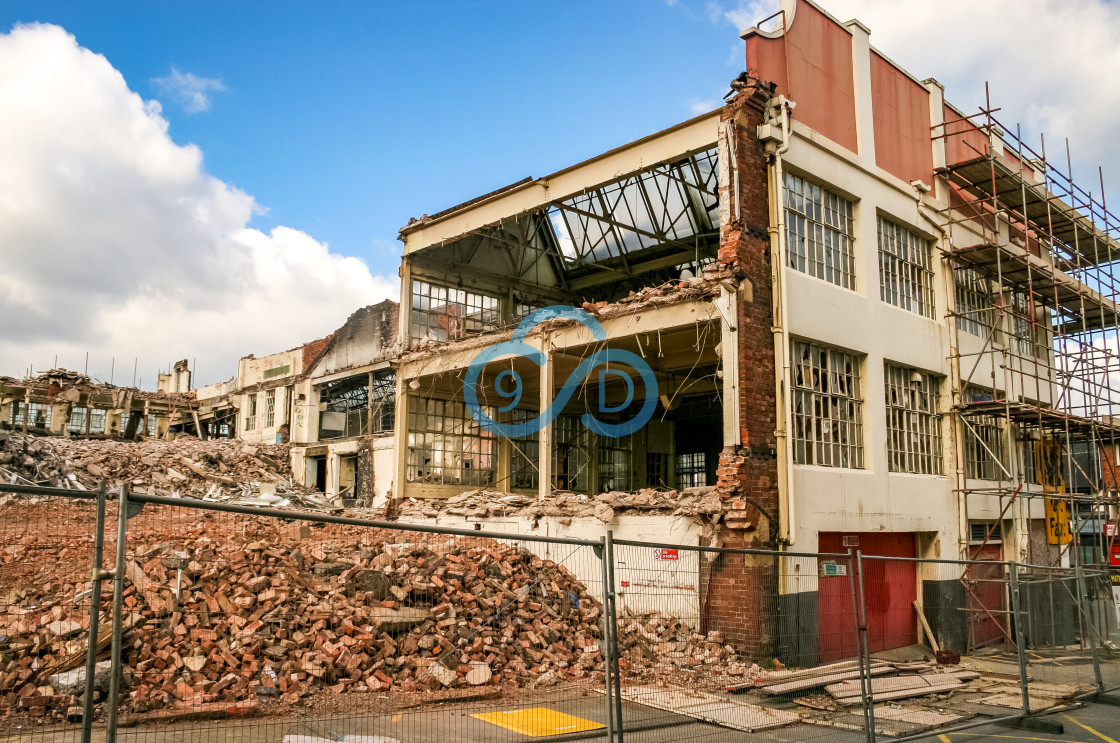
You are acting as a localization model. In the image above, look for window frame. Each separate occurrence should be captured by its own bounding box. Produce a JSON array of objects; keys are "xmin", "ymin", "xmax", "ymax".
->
[
  {"xmin": 884, "ymin": 363, "xmax": 944, "ymax": 475},
  {"xmin": 791, "ymin": 339, "xmax": 865, "ymax": 469},
  {"xmin": 878, "ymin": 217, "xmax": 935, "ymax": 318},
  {"xmin": 783, "ymin": 172, "xmax": 857, "ymax": 290}
]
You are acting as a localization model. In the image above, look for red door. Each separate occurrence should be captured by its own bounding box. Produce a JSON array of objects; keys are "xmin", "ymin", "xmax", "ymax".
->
[
  {"xmin": 818, "ymin": 533, "xmax": 918, "ymax": 662},
  {"xmin": 966, "ymin": 544, "xmax": 1007, "ymax": 649}
]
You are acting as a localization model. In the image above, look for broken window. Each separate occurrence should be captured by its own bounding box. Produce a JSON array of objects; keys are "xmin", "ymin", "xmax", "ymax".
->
[
  {"xmin": 646, "ymin": 452, "xmax": 668, "ymax": 488},
  {"xmin": 147, "ymin": 413, "xmax": 157, "ymax": 436},
  {"xmin": 89, "ymin": 409, "xmax": 106, "ymax": 434},
  {"xmin": 318, "ymin": 371, "xmax": 395, "ymax": 440},
  {"xmin": 265, "ymin": 389, "xmax": 276, "ymax": 428},
  {"xmin": 884, "ymin": 364, "xmax": 943, "ymax": 475},
  {"xmin": 955, "ymin": 267, "xmax": 993, "ymax": 337},
  {"xmin": 551, "ymin": 147, "xmax": 719, "ymax": 266},
  {"xmin": 68, "ymin": 407, "xmax": 87, "ymax": 434},
  {"xmin": 791, "ymin": 340, "xmax": 864, "ymax": 468},
  {"xmin": 963, "ymin": 389, "xmax": 1007, "ymax": 481},
  {"xmin": 878, "ymin": 218, "xmax": 934, "ymax": 318},
  {"xmin": 245, "ymin": 395, "xmax": 257, "ymax": 431},
  {"xmin": 784, "ymin": 172, "xmax": 855, "ymax": 289},
  {"xmin": 598, "ymin": 435, "xmax": 632, "ymax": 493},
  {"xmin": 410, "ymin": 280, "xmax": 499, "ymax": 345},
  {"xmin": 676, "ymin": 452, "xmax": 707, "ymax": 488},
  {"xmin": 509, "ymin": 408, "xmax": 541, "ymax": 490},
  {"xmin": 10, "ymin": 402, "xmax": 51, "ymax": 429},
  {"xmin": 407, "ymin": 398, "xmax": 495, "ymax": 487}
]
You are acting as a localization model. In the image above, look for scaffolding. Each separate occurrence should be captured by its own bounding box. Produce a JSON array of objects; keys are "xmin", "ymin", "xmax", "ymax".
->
[{"xmin": 935, "ymin": 88, "xmax": 1120, "ymax": 595}]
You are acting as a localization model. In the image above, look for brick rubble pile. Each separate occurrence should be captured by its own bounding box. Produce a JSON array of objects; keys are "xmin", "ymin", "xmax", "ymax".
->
[
  {"xmin": 0, "ymin": 430, "xmax": 301, "ymax": 499},
  {"xmin": 0, "ymin": 504, "xmax": 606, "ymax": 720}
]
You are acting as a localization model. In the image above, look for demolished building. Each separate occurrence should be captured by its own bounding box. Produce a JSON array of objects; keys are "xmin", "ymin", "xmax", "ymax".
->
[
  {"xmin": 382, "ymin": 0, "xmax": 1120, "ymax": 660},
  {"xmin": 4, "ymin": 0, "xmax": 1118, "ymax": 668}
]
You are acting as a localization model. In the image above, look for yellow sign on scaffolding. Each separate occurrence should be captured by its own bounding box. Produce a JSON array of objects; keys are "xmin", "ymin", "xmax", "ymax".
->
[
  {"xmin": 1035, "ymin": 439, "xmax": 1065, "ymax": 493},
  {"xmin": 1045, "ymin": 498, "xmax": 1072, "ymax": 545}
]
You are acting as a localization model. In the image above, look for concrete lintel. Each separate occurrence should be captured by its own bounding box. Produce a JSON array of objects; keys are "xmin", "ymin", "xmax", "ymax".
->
[{"xmin": 399, "ymin": 298, "xmax": 719, "ymax": 380}]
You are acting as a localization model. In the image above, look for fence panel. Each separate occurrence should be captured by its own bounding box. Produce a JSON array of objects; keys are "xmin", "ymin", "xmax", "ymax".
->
[
  {"xmin": 1015, "ymin": 564, "xmax": 1106, "ymax": 702},
  {"xmin": 608, "ymin": 540, "xmax": 872, "ymax": 743},
  {"xmin": 104, "ymin": 497, "xmax": 609, "ymax": 743},
  {"xmin": 0, "ymin": 486, "xmax": 105, "ymax": 743}
]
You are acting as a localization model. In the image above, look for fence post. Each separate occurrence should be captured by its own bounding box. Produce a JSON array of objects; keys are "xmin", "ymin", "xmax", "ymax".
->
[
  {"xmin": 854, "ymin": 551, "xmax": 876, "ymax": 743},
  {"xmin": 845, "ymin": 550, "xmax": 875, "ymax": 743},
  {"xmin": 80, "ymin": 483, "xmax": 107, "ymax": 743},
  {"xmin": 597, "ymin": 536, "xmax": 616, "ymax": 742},
  {"xmin": 1007, "ymin": 561, "xmax": 1030, "ymax": 715},
  {"xmin": 1074, "ymin": 564, "xmax": 1105, "ymax": 692},
  {"xmin": 105, "ymin": 485, "xmax": 129, "ymax": 743},
  {"xmin": 605, "ymin": 530, "xmax": 624, "ymax": 742}
]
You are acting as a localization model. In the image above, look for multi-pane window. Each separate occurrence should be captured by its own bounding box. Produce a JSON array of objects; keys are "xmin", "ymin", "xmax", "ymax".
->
[
  {"xmin": 1009, "ymin": 291, "xmax": 1045, "ymax": 358},
  {"xmin": 318, "ymin": 372, "xmax": 395, "ymax": 440},
  {"xmin": 784, "ymin": 172, "xmax": 856, "ymax": 289},
  {"xmin": 955, "ymin": 268, "xmax": 993, "ymax": 337},
  {"xmin": 509, "ymin": 409, "xmax": 540, "ymax": 490},
  {"xmin": 553, "ymin": 416, "xmax": 592, "ymax": 493},
  {"xmin": 410, "ymin": 280, "xmax": 499, "ymax": 345},
  {"xmin": 677, "ymin": 452, "xmax": 707, "ymax": 488},
  {"xmin": 265, "ymin": 390, "xmax": 276, "ymax": 428},
  {"xmin": 407, "ymin": 398, "xmax": 495, "ymax": 487},
  {"xmin": 68, "ymin": 407, "xmax": 88, "ymax": 434},
  {"xmin": 246, "ymin": 394, "xmax": 257, "ymax": 431},
  {"xmin": 10, "ymin": 402, "xmax": 51, "ymax": 429},
  {"xmin": 89, "ymin": 409, "xmax": 106, "ymax": 434},
  {"xmin": 598, "ymin": 435, "xmax": 632, "ymax": 493},
  {"xmin": 884, "ymin": 364, "xmax": 943, "ymax": 475},
  {"xmin": 878, "ymin": 218, "xmax": 934, "ymax": 318},
  {"xmin": 147, "ymin": 413, "xmax": 157, "ymax": 437},
  {"xmin": 963, "ymin": 390, "xmax": 1007, "ymax": 480},
  {"xmin": 646, "ymin": 452, "xmax": 668, "ymax": 488},
  {"xmin": 791, "ymin": 340, "xmax": 864, "ymax": 468}
]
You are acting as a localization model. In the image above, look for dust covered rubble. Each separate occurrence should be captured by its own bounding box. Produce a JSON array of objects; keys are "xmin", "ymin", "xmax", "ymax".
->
[{"xmin": 396, "ymin": 487, "xmax": 722, "ymax": 523}]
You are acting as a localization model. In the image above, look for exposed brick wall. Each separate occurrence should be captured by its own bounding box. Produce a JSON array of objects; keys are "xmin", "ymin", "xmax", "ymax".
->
[{"xmin": 703, "ymin": 79, "xmax": 781, "ymax": 657}]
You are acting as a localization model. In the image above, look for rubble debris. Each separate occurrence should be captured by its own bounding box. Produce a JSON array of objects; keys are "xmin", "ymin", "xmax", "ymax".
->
[
  {"xmin": 404, "ymin": 265, "xmax": 735, "ymax": 356},
  {"xmin": 397, "ymin": 487, "xmax": 722, "ymax": 522},
  {"xmin": 0, "ymin": 430, "xmax": 326, "ymax": 507},
  {"xmin": 616, "ymin": 611, "xmax": 767, "ymax": 686},
  {"xmin": 0, "ymin": 502, "xmax": 607, "ymax": 718}
]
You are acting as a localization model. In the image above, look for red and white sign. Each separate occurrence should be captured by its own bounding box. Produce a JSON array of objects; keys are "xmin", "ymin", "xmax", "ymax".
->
[
  {"xmin": 1105, "ymin": 523, "xmax": 1118, "ymax": 538},
  {"xmin": 653, "ymin": 548, "xmax": 679, "ymax": 561}
]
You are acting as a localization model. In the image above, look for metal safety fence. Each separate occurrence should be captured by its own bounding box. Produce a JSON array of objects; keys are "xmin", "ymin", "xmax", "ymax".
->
[{"xmin": 0, "ymin": 482, "xmax": 1117, "ymax": 743}]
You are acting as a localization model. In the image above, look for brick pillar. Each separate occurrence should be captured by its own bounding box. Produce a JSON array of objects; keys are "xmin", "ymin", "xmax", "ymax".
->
[{"xmin": 702, "ymin": 78, "xmax": 781, "ymax": 659}]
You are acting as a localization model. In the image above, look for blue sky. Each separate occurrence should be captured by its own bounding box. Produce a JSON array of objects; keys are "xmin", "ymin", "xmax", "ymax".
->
[
  {"xmin": 0, "ymin": 1, "xmax": 746, "ymax": 274},
  {"xmin": 1, "ymin": 0, "xmax": 1118, "ymax": 386}
]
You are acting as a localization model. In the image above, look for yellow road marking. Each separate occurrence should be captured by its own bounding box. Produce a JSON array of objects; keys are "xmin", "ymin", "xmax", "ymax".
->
[
  {"xmin": 1063, "ymin": 713, "xmax": 1120, "ymax": 743},
  {"xmin": 472, "ymin": 708, "xmax": 605, "ymax": 737},
  {"xmin": 940, "ymin": 735, "xmax": 953, "ymax": 743}
]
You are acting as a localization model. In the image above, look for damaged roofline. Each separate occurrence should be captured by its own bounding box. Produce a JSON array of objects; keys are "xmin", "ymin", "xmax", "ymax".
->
[{"xmin": 397, "ymin": 111, "xmax": 723, "ymax": 251}]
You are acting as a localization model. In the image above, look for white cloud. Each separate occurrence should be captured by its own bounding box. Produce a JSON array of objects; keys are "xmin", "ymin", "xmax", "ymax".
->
[
  {"xmin": 152, "ymin": 66, "xmax": 227, "ymax": 113},
  {"xmin": 0, "ymin": 23, "xmax": 398, "ymax": 387},
  {"xmin": 707, "ymin": 0, "xmax": 1120, "ymax": 196}
]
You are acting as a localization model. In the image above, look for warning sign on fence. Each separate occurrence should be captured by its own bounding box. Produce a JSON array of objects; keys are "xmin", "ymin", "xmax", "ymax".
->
[{"xmin": 653, "ymin": 548, "xmax": 679, "ymax": 560}]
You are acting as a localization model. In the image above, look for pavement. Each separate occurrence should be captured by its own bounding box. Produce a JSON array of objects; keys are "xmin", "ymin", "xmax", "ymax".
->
[{"xmin": 3, "ymin": 693, "xmax": 1118, "ymax": 743}]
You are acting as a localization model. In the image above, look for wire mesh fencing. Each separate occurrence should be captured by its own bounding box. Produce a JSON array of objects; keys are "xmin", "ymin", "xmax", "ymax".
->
[
  {"xmin": 4, "ymin": 481, "xmax": 1120, "ymax": 743},
  {"xmin": 0, "ymin": 485, "xmax": 109, "ymax": 743}
]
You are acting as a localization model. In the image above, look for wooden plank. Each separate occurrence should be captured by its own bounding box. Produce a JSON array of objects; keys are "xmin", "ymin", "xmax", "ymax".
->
[
  {"xmin": 620, "ymin": 685, "xmax": 800, "ymax": 732},
  {"xmin": 833, "ymin": 680, "xmax": 964, "ymax": 706},
  {"xmin": 760, "ymin": 663, "xmax": 894, "ymax": 694},
  {"xmin": 913, "ymin": 600, "xmax": 941, "ymax": 654}
]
